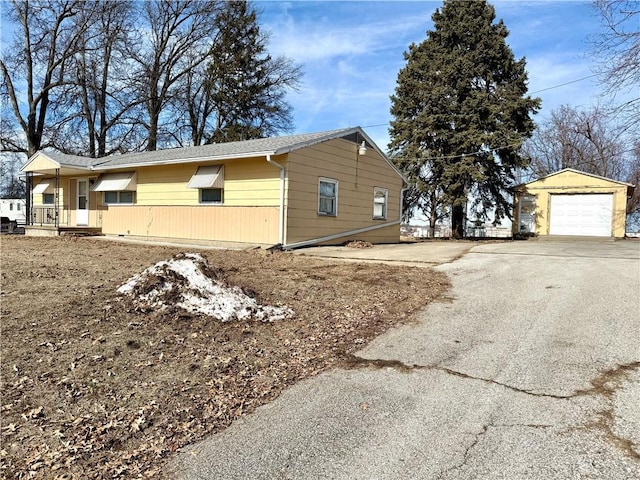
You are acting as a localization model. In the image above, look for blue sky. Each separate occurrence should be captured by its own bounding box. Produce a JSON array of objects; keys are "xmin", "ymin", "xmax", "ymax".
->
[{"xmin": 258, "ymin": 0, "xmax": 616, "ymax": 150}]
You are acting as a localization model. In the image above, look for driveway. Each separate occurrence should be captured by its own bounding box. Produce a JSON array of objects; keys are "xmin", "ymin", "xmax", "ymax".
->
[{"xmin": 170, "ymin": 240, "xmax": 640, "ymax": 479}]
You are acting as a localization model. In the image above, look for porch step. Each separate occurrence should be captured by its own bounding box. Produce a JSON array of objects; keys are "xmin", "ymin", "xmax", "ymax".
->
[{"xmin": 59, "ymin": 227, "xmax": 102, "ymax": 237}]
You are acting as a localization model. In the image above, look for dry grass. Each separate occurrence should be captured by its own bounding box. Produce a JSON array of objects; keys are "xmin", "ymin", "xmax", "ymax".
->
[{"xmin": 1, "ymin": 236, "xmax": 449, "ymax": 479}]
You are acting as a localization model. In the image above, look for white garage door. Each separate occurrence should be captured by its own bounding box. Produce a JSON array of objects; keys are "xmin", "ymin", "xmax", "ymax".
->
[{"xmin": 549, "ymin": 194, "xmax": 613, "ymax": 237}]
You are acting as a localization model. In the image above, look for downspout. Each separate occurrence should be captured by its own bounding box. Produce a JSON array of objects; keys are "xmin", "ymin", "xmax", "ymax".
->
[
  {"xmin": 400, "ymin": 186, "xmax": 408, "ymax": 225},
  {"xmin": 266, "ymin": 154, "xmax": 285, "ymax": 246}
]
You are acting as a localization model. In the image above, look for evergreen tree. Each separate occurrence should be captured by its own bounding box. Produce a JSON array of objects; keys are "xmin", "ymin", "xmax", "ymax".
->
[
  {"xmin": 389, "ymin": 0, "xmax": 540, "ymax": 237},
  {"xmin": 202, "ymin": 0, "xmax": 301, "ymax": 143}
]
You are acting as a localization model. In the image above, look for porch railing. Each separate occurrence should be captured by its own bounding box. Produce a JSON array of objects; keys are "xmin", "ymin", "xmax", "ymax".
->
[{"xmin": 31, "ymin": 206, "xmax": 70, "ymax": 226}]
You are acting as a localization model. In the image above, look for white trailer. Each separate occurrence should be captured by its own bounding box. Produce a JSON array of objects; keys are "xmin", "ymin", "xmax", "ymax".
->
[{"xmin": 0, "ymin": 198, "xmax": 27, "ymax": 225}]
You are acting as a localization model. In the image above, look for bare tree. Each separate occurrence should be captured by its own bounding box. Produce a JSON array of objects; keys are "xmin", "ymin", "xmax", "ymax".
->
[
  {"xmin": 591, "ymin": 0, "xmax": 639, "ymax": 129},
  {"xmin": 1, "ymin": 0, "xmax": 301, "ymax": 157},
  {"xmin": 626, "ymin": 141, "xmax": 640, "ymax": 216},
  {"xmin": 128, "ymin": 0, "xmax": 221, "ymax": 151},
  {"xmin": 524, "ymin": 105, "xmax": 629, "ymax": 180},
  {"xmin": 52, "ymin": 0, "xmax": 146, "ymax": 157},
  {"xmin": 0, "ymin": 0, "xmax": 96, "ymax": 156},
  {"xmin": 0, "ymin": 153, "xmax": 26, "ymax": 198}
]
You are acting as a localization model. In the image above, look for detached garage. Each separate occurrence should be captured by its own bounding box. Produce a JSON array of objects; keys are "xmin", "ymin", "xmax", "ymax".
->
[{"xmin": 513, "ymin": 169, "xmax": 634, "ymax": 238}]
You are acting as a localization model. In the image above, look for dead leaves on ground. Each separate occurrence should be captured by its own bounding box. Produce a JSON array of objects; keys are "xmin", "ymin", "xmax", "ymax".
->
[{"xmin": 1, "ymin": 236, "xmax": 449, "ymax": 479}]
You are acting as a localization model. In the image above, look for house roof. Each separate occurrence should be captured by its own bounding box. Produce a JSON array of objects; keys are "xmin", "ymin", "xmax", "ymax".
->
[
  {"xmin": 517, "ymin": 168, "xmax": 634, "ymax": 188},
  {"xmin": 39, "ymin": 151, "xmax": 98, "ymax": 168},
  {"xmin": 95, "ymin": 128, "xmax": 367, "ymax": 169},
  {"xmin": 23, "ymin": 127, "xmax": 401, "ymax": 175}
]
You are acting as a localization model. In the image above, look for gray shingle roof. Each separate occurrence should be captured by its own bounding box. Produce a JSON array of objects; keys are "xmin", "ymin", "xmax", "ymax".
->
[
  {"xmin": 83, "ymin": 128, "xmax": 362, "ymax": 169},
  {"xmin": 28, "ymin": 127, "xmax": 405, "ymax": 182},
  {"xmin": 44, "ymin": 151, "xmax": 99, "ymax": 168}
]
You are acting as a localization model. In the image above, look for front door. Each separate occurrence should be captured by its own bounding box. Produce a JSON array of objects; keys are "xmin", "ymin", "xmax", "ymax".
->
[{"xmin": 77, "ymin": 179, "xmax": 89, "ymax": 226}]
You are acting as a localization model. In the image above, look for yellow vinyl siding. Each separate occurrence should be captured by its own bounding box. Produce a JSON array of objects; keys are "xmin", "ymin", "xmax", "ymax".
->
[
  {"xmin": 132, "ymin": 158, "xmax": 280, "ymax": 207},
  {"xmin": 514, "ymin": 170, "xmax": 629, "ymax": 238},
  {"xmin": 285, "ymin": 138, "xmax": 403, "ymax": 244},
  {"xmin": 101, "ymin": 205, "xmax": 279, "ymax": 244}
]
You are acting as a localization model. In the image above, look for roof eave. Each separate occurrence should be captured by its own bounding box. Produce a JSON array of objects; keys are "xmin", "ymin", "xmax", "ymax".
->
[
  {"xmin": 517, "ymin": 168, "xmax": 634, "ymax": 188},
  {"xmin": 93, "ymin": 150, "xmax": 278, "ymax": 170}
]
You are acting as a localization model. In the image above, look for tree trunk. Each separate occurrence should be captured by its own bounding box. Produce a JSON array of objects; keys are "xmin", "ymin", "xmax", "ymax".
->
[
  {"xmin": 451, "ymin": 203, "xmax": 465, "ymax": 239},
  {"xmin": 428, "ymin": 205, "xmax": 438, "ymax": 238},
  {"xmin": 147, "ymin": 107, "xmax": 158, "ymax": 151}
]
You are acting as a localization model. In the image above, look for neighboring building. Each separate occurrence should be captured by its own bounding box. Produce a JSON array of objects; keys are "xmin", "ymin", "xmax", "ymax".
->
[
  {"xmin": 0, "ymin": 198, "xmax": 26, "ymax": 224},
  {"xmin": 21, "ymin": 127, "xmax": 406, "ymax": 248},
  {"xmin": 513, "ymin": 169, "xmax": 635, "ymax": 238}
]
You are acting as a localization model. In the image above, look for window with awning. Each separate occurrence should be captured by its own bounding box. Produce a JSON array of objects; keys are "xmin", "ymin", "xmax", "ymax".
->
[
  {"xmin": 91, "ymin": 172, "xmax": 137, "ymax": 191},
  {"xmin": 186, "ymin": 165, "xmax": 224, "ymax": 189},
  {"xmin": 33, "ymin": 180, "xmax": 54, "ymax": 194}
]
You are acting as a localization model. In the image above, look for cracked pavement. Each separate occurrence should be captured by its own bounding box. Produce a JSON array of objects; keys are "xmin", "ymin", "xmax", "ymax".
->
[{"xmin": 170, "ymin": 240, "xmax": 640, "ymax": 479}]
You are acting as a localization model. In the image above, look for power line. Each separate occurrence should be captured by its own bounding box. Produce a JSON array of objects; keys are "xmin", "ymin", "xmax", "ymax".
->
[{"xmin": 529, "ymin": 73, "xmax": 600, "ymax": 94}]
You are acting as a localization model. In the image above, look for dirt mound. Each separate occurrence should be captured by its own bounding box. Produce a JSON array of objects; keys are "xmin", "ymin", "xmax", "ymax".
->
[
  {"xmin": 344, "ymin": 240, "xmax": 373, "ymax": 248},
  {"xmin": 117, "ymin": 253, "xmax": 294, "ymax": 322}
]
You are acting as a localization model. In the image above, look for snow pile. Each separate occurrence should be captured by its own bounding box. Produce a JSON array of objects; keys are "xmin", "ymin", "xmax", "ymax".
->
[{"xmin": 117, "ymin": 253, "xmax": 294, "ymax": 322}]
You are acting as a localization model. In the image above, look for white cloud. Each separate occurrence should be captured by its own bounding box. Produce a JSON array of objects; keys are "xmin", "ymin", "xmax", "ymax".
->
[
  {"xmin": 260, "ymin": 0, "xmax": 621, "ymax": 151},
  {"xmin": 264, "ymin": 2, "xmax": 431, "ymax": 62}
]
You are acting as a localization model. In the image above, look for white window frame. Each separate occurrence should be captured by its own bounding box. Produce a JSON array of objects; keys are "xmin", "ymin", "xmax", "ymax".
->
[
  {"xmin": 103, "ymin": 191, "xmax": 135, "ymax": 205},
  {"xmin": 42, "ymin": 193, "xmax": 55, "ymax": 205},
  {"xmin": 318, "ymin": 177, "xmax": 338, "ymax": 216},
  {"xmin": 373, "ymin": 187, "xmax": 388, "ymax": 220}
]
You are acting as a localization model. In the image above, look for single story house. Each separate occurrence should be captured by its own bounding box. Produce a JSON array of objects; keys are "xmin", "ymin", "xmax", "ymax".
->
[
  {"xmin": 513, "ymin": 168, "xmax": 635, "ymax": 238},
  {"xmin": 21, "ymin": 127, "xmax": 406, "ymax": 248}
]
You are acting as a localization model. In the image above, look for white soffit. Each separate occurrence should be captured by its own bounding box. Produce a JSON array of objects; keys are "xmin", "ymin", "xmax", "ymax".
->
[
  {"xmin": 92, "ymin": 172, "xmax": 137, "ymax": 191},
  {"xmin": 187, "ymin": 165, "xmax": 224, "ymax": 189},
  {"xmin": 33, "ymin": 180, "xmax": 54, "ymax": 194}
]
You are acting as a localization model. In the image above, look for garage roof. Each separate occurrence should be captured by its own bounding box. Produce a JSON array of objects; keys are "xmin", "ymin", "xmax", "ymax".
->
[
  {"xmin": 517, "ymin": 168, "xmax": 634, "ymax": 187},
  {"xmin": 517, "ymin": 168, "xmax": 635, "ymax": 196}
]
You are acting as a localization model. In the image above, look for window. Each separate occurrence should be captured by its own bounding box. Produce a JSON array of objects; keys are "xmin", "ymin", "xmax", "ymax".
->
[
  {"xmin": 104, "ymin": 191, "xmax": 135, "ymax": 204},
  {"xmin": 373, "ymin": 187, "xmax": 388, "ymax": 220},
  {"xmin": 16, "ymin": 203, "xmax": 21, "ymax": 211},
  {"xmin": 9, "ymin": 203, "xmax": 13, "ymax": 211},
  {"xmin": 201, "ymin": 188, "xmax": 223, "ymax": 204},
  {"xmin": 92, "ymin": 172, "xmax": 137, "ymax": 192},
  {"xmin": 92, "ymin": 172, "xmax": 137, "ymax": 205},
  {"xmin": 318, "ymin": 178, "xmax": 338, "ymax": 216},
  {"xmin": 187, "ymin": 165, "xmax": 224, "ymax": 204},
  {"xmin": 43, "ymin": 193, "xmax": 54, "ymax": 205}
]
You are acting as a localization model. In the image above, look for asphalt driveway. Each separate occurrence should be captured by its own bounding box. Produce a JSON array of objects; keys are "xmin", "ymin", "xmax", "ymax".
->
[{"xmin": 170, "ymin": 239, "xmax": 640, "ymax": 479}]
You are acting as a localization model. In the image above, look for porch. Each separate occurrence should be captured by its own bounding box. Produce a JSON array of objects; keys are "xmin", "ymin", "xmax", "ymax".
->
[{"xmin": 25, "ymin": 205, "xmax": 102, "ymax": 237}]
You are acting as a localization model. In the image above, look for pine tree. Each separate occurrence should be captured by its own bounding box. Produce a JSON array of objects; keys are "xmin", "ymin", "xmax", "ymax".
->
[
  {"xmin": 389, "ymin": 0, "xmax": 540, "ymax": 237},
  {"xmin": 203, "ymin": 0, "xmax": 301, "ymax": 143}
]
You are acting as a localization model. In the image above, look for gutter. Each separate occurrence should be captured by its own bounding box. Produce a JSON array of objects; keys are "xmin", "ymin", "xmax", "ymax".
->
[
  {"xmin": 283, "ymin": 220, "xmax": 400, "ymax": 250},
  {"xmin": 266, "ymin": 154, "xmax": 286, "ymax": 245},
  {"xmin": 400, "ymin": 186, "xmax": 408, "ymax": 223}
]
